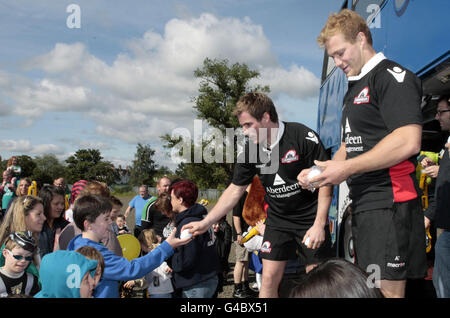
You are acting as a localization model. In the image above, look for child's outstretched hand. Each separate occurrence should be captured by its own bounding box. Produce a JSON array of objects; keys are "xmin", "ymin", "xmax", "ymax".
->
[{"xmin": 165, "ymin": 227, "xmax": 193, "ymax": 249}]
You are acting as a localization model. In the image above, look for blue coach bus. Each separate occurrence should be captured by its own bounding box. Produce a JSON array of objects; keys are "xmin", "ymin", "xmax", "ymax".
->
[{"xmin": 317, "ymin": 0, "xmax": 450, "ymax": 260}]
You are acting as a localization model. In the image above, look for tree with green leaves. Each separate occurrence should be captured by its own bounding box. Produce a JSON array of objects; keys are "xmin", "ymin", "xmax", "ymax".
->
[
  {"xmin": 65, "ymin": 149, "xmax": 117, "ymax": 185},
  {"xmin": 15, "ymin": 155, "xmax": 36, "ymax": 178},
  {"xmin": 0, "ymin": 155, "xmax": 36, "ymax": 178},
  {"xmin": 32, "ymin": 154, "xmax": 66, "ymax": 185},
  {"xmin": 162, "ymin": 57, "xmax": 269, "ymax": 188},
  {"xmin": 129, "ymin": 143, "xmax": 158, "ymax": 186}
]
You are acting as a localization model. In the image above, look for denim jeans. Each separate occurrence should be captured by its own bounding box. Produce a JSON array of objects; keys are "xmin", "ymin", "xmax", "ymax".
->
[
  {"xmin": 433, "ymin": 230, "xmax": 450, "ymax": 298},
  {"xmin": 182, "ymin": 276, "xmax": 218, "ymax": 298}
]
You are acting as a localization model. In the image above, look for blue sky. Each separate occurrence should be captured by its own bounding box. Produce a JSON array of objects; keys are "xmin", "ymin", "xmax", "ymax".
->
[{"xmin": 0, "ymin": 0, "xmax": 341, "ymax": 170}]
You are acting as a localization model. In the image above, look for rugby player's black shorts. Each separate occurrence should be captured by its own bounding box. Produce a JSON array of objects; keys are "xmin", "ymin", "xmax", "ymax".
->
[
  {"xmin": 352, "ymin": 198, "xmax": 428, "ymax": 280},
  {"xmin": 259, "ymin": 224, "xmax": 334, "ymax": 265}
]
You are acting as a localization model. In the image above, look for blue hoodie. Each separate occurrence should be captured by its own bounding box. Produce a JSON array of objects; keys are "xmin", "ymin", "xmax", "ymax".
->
[
  {"xmin": 34, "ymin": 250, "xmax": 98, "ymax": 298},
  {"xmin": 67, "ymin": 234, "xmax": 174, "ymax": 298}
]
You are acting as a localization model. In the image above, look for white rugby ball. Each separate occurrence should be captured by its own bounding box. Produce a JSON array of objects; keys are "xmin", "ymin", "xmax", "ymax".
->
[
  {"xmin": 304, "ymin": 237, "xmax": 311, "ymax": 247},
  {"xmin": 180, "ymin": 229, "xmax": 193, "ymax": 239},
  {"xmin": 307, "ymin": 166, "xmax": 322, "ymax": 181}
]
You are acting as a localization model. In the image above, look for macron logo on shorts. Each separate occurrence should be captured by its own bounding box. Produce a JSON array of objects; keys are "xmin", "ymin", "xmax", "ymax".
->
[{"xmin": 260, "ymin": 241, "xmax": 272, "ymax": 253}]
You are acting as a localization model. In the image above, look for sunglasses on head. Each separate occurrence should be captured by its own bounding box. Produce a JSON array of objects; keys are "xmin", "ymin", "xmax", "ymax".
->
[{"xmin": 6, "ymin": 249, "xmax": 33, "ymax": 261}]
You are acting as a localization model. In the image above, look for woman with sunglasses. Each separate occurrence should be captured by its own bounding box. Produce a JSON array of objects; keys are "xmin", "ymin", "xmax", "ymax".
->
[{"xmin": 0, "ymin": 232, "xmax": 40, "ymax": 297}]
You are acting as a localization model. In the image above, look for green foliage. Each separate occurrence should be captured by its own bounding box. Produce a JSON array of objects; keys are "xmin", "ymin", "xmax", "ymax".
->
[
  {"xmin": 153, "ymin": 166, "xmax": 175, "ymax": 182},
  {"xmin": 32, "ymin": 154, "xmax": 66, "ymax": 185},
  {"xmin": 16, "ymin": 155, "xmax": 37, "ymax": 178},
  {"xmin": 65, "ymin": 149, "xmax": 118, "ymax": 185},
  {"xmin": 129, "ymin": 143, "xmax": 158, "ymax": 186},
  {"xmin": 1, "ymin": 155, "xmax": 37, "ymax": 179},
  {"xmin": 162, "ymin": 57, "xmax": 270, "ymax": 188},
  {"xmin": 110, "ymin": 184, "xmax": 133, "ymax": 195},
  {"xmin": 174, "ymin": 161, "xmax": 228, "ymax": 189},
  {"xmin": 193, "ymin": 57, "xmax": 270, "ymax": 134}
]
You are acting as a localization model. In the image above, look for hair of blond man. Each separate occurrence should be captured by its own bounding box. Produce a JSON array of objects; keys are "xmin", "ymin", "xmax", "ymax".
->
[
  {"xmin": 233, "ymin": 92, "xmax": 278, "ymax": 123},
  {"xmin": 80, "ymin": 181, "xmax": 111, "ymax": 198},
  {"xmin": 138, "ymin": 229, "xmax": 159, "ymax": 252},
  {"xmin": 317, "ymin": 9, "xmax": 373, "ymax": 48},
  {"xmin": 0, "ymin": 196, "xmax": 43, "ymax": 246}
]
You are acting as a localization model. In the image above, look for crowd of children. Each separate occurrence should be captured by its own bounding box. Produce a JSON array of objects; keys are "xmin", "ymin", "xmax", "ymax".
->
[{"xmin": 0, "ymin": 161, "xmax": 232, "ymax": 298}]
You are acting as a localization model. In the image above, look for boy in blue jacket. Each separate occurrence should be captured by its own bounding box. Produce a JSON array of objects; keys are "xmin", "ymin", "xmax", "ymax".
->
[{"xmin": 67, "ymin": 194, "xmax": 191, "ymax": 298}]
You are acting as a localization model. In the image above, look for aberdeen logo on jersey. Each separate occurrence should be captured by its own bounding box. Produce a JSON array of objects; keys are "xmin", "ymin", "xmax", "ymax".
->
[
  {"xmin": 281, "ymin": 149, "xmax": 299, "ymax": 163},
  {"xmin": 353, "ymin": 87, "xmax": 370, "ymax": 104}
]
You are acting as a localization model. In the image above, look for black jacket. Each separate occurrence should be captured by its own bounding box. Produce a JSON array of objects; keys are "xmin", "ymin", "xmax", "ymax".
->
[
  {"xmin": 435, "ymin": 149, "xmax": 450, "ymax": 230},
  {"xmin": 171, "ymin": 204, "xmax": 220, "ymax": 289},
  {"xmin": 39, "ymin": 217, "xmax": 69, "ymax": 258}
]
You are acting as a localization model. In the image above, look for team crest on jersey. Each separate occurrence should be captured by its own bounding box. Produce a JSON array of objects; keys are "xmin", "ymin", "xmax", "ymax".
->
[
  {"xmin": 353, "ymin": 87, "xmax": 370, "ymax": 104},
  {"xmin": 260, "ymin": 241, "xmax": 272, "ymax": 253},
  {"xmin": 281, "ymin": 149, "xmax": 299, "ymax": 163}
]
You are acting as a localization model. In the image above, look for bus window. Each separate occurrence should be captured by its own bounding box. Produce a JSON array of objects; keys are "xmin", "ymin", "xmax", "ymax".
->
[{"xmin": 321, "ymin": 53, "xmax": 336, "ymax": 84}]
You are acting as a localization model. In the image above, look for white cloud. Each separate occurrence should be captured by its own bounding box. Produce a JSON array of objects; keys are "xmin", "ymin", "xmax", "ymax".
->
[
  {"xmin": 77, "ymin": 141, "xmax": 112, "ymax": 151},
  {"xmin": 24, "ymin": 43, "xmax": 89, "ymax": 74},
  {"xmin": 2, "ymin": 12, "xmax": 320, "ymax": 146},
  {"xmin": 257, "ymin": 64, "xmax": 320, "ymax": 99},
  {"xmin": 91, "ymin": 109, "xmax": 180, "ymax": 144},
  {"xmin": 0, "ymin": 139, "xmax": 65, "ymax": 155}
]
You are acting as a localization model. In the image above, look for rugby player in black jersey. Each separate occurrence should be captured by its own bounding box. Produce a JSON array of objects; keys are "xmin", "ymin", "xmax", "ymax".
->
[
  {"xmin": 298, "ymin": 9, "xmax": 427, "ymax": 298},
  {"xmin": 183, "ymin": 92, "xmax": 334, "ymax": 298}
]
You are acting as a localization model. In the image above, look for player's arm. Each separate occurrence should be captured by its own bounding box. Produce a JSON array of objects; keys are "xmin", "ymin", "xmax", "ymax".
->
[
  {"xmin": 302, "ymin": 184, "xmax": 332, "ymax": 249},
  {"xmin": 332, "ymin": 142, "xmax": 347, "ymax": 161},
  {"xmin": 312, "ymin": 124, "xmax": 421, "ymax": 186},
  {"xmin": 298, "ymin": 142, "xmax": 346, "ymax": 189},
  {"xmin": 315, "ymin": 185, "xmax": 333, "ymax": 227},
  {"xmin": 345, "ymin": 124, "xmax": 421, "ymax": 173},
  {"xmin": 183, "ymin": 183, "xmax": 248, "ymax": 237}
]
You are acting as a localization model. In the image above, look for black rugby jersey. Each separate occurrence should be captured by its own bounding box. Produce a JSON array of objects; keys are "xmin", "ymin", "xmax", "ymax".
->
[
  {"xmin": 341, "ymin": 53, "xmax": 422, "ymax": 213},
  {"xmin": 232, "ymin": 121, "xmax": 329, "ymax": 230}
]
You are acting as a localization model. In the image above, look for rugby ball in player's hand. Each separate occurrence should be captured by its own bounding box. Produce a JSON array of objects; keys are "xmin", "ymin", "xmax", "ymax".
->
[
  {"xmin": 180, "ymin": 229, "xmax": 193, "ymax": 239},
  {"xmin": 307, "ymin": 165, "xmax": 323, "ymax": 190},
  {"xmin": 304, "ymin": 237, "xmax": 311, "ymax": 248}
]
